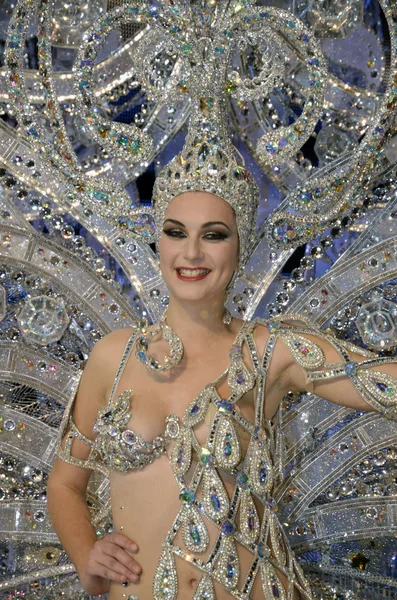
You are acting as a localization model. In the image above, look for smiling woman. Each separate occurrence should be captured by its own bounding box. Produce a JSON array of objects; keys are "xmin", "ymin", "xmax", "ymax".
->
[
  {"xmin": 46, "ymin": 14, "xmax": 397, "ymax": 598},
  {"xmin": 159, "ymin": 192, "xmax": 239, "ymax": 308},
  {"xmin": 48, "ymin": 187, "xmax": 397, "ymax": 600}
]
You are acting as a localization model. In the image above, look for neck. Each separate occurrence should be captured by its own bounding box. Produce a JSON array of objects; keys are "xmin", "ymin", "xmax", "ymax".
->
[{"xmin": 164, "ymin": 297, "xmax": 230, "ymax": 344}]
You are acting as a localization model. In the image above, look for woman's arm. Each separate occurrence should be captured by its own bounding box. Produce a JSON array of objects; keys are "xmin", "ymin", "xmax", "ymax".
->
[
  {"xmin": 47, "ymin": 329, "xmax": 142, "ymax": 595},
  {"xmin": 272, "ymin": 317, "xmax": 397, "ymax": 418}
]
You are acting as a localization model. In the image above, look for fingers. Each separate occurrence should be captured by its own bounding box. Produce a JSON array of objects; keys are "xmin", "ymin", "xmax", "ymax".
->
[
  {"xmin": 86, "ymin": 535, "xmax": 142, "ymax": 584},
  {"xmin": 108, "ymin": 532, "xmax": 139, "ymax": 552},
  {"xmin": 101, "ymin": 543, "xmax": 142, "ymax": 576}
]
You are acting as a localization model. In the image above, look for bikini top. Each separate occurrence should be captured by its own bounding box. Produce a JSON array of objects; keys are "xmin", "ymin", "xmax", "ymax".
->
[
  {"xmin": 57, "ymin": 319, "xmax": 257, "ymax": 473},
  {"xmin": 57, "ymin": 315, "xmax": 397, "ymax": 475}
]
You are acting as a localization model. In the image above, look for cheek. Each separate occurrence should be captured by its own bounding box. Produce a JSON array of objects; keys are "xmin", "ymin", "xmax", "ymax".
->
[
  {"xmin": 158, "ymin": 235, "xmax": 177, "ymax": 268},
  {"xmin": 217, "ymin": 242, "xmax": 239, "ymax": 273}
]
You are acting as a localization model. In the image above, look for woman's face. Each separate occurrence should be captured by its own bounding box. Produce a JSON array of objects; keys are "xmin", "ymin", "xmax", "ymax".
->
[{"xmin": 159, "ymin": 191, "xmax": 239, "ymax": 305}]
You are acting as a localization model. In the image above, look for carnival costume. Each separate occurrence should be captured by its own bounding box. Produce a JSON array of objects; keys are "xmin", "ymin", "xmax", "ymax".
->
[{"xmin": 0, "ymin": 1, "xmax": 397, "ymax": 599}]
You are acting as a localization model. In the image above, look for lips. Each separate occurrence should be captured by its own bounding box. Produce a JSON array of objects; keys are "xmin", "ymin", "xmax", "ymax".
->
[{"xmin": 176, "ymin": 267, "xmax": 211, "ymax": 281}]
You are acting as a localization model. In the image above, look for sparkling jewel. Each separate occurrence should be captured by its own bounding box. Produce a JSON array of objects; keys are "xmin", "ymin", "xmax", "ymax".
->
[
  {"xmin": 135, "ymin": 311, "xmax": 183, "ymax": 372},
  {"xmin": 17, "ymin": 295, "xmax": 70, "ymax": 345}
]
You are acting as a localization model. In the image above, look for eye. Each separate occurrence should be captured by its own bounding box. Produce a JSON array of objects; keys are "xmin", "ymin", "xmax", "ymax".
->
[
  {"xmin": 162, "ymin": 228, "xmax": 186, "ymax": 238},
  {"xmin": 204, "ymin": 231, "xmax": 228, "ymax": 240}
]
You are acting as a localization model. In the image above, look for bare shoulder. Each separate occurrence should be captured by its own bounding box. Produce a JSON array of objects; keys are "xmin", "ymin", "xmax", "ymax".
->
[
  {"xmin": 91, "ymin": 326, "xmax": 136, "ymax": 360},
  {"xmin": 81, "ymin": 327, "xmax": 136, "ymax": 400}
]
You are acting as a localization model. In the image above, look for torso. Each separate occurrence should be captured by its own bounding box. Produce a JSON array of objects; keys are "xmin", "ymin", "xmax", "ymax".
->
[{"xmin": 99, "ymin": 319, "xmax": 297, "ymax": 600}]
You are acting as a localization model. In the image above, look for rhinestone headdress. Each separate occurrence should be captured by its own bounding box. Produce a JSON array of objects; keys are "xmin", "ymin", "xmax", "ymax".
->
[
  {"xmin": 152, "ymin": 107, "xmax": 259, "ymax": 269},
  {"xmin": 151, "ymin": 5, "xmax": 259, "ymax": 269}
]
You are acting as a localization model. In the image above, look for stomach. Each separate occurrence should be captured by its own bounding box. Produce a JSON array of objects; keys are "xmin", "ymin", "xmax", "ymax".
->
[{"xmin": 108, "ymin": 455, "xmax": 297, "ymax": 600}]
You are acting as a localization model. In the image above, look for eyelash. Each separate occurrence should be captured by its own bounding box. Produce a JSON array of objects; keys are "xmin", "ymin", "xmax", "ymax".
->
[{"xmin": 162, "ymin": 229, "xmax": 228, "ymax": 241}]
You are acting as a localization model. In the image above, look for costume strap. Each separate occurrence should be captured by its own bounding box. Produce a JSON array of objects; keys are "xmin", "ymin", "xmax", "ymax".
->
[{"xmin": 108, "ymin": 328, "xmax": 140, "ymax": 403}]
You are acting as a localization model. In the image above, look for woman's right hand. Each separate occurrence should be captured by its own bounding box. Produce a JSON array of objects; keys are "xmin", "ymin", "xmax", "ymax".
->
[{"xmin": 80, "ymin": 532, "xmax": 142, "ymax": 595}]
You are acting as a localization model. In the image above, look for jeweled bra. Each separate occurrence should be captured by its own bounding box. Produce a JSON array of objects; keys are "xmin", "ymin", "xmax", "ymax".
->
[{"xmin": 57, "ymin": 316, "xmax": 397, "ymax": 599}]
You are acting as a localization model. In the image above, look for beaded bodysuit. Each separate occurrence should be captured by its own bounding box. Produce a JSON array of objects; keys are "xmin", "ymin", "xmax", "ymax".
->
[{"xmin": 57, "ymin": 316, "xmax": 397, "ymax": 600}]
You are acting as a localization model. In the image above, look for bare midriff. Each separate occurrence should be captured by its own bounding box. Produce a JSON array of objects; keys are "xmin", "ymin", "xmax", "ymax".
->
[{"xmin": 108, "ymin": 451, "xmax": 294, "ymax": 600}]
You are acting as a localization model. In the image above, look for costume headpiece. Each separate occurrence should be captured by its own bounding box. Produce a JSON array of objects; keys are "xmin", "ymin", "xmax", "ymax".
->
[
  {"xmin": 150, "ymin": 4, "xmax": 263, "ymax": 269},
  {"xmin": 152, "ymin": 100, "xmax": 259, "ymax": 269}
]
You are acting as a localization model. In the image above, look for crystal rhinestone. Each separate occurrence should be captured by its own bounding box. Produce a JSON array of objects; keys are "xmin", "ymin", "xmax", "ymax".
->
[
  {"xmin": 189, "ymin": 522, "xmax": 201, "ymax": 545},
  {"xmin": 165, "ymin": 415, "xmax": 179, "ymax": 438},
  {"xmin": 217, "ymin": 400, "xmax": 234, "ymax": 413},
  {"xmin": 345, "ymin": 362, "xmax": 357, "ymax": 376},
  {"xmin": 200, "ymin": 447, "xmax": 214, "ymax": 466},
  {"xmin": 236, "ymin": 471, "xmax": 249, "ymax": 489},
  {"xmin": 122, "ymin": 431, "xmax": 136, "ymax": 445},
  {"xmin": 258, "ymin": 461, "xmax": 268, "ymax": 484},
  {"xmin": 221, "ymin": 520, "xmax": 235, "ymax": 536},
  {"xmin": 210, "ymin": 491, "xmax": 221, "ymax": 512},
  {"xmin": 17, "ymin": 295, "xmax": 70, "ymax": 345},
  {"xmin": 179, "ymin": 488, "xmax": 195, "ymax": 504},
  {"xmin": 257, "ymin": 541, "xmax": 271, "ymax": 559}
]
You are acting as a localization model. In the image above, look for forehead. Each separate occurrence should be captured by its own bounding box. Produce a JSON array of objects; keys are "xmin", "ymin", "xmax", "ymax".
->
[{"xmin": 165, "ymin": 191, "xmax": 236, "ymax": 224}]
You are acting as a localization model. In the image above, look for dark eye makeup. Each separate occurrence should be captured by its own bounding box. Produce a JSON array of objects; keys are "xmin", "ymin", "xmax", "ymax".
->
[{"xmin": 162, "ymin": 228, "xmax": 229, "ymax": 240}]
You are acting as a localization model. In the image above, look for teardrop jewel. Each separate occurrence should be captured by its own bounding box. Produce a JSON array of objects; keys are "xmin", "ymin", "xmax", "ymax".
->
[
  {"xmin": 260, "ymin": 561, "xmax": 287, "ymax": 600},
  {"xmin": 227, "ymin": 342, "xmax": 255, "ymax": 394},
  {"xmin": 240, "ymin": 489, "xmax": 260, "ymax": 544},
  {"xmin": 250, "ymin": 439, "xmax": 273, "ymax": 496},
  {"xmin": 181, "ymin": 505, "xmax": 209, "ymax": 553},
  {"xmin": 170, "ymin": 427, "xmax": 192, "ymax": 478},
  {"xmin": 214, "ymin": 414, "xmax": 241, "ymax": 469},
  {"xmin": 279, "ymin": 332, "xmax": 324, "ymax": 369},
  {"xmin": 202, "ymin": 467, "xmax": 229, "ymax": 520},
  {"xmin": 192, "ymin": 574, "xmax": 216, "ymax": 600},
  {"xmin": 214, "ymin": 535, "xmax": 240, "ymax": 590},
  {"xmin": 356, "ymin": 369, "xmax": 397, "ymax": 414},
  {"xmin": 153, "ymin": 547, "xmax": 178, "ymax": 600}
]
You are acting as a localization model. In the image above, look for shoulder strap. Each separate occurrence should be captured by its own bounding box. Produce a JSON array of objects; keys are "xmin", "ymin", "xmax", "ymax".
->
[{"xmin": 108, "ymin": 328, "xmax": 140, "ymax": 403}]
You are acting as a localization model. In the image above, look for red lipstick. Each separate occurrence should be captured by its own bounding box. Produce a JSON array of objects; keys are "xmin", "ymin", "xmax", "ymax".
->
[{"xmin": 176, "ymin": 267, "xmax": 211, "ymax": 282}]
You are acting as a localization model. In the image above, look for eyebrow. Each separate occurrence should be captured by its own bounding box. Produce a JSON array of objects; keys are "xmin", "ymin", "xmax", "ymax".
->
[{"xmin": 163, "ymin": 219, "xmax": 232, "ymax": 232}]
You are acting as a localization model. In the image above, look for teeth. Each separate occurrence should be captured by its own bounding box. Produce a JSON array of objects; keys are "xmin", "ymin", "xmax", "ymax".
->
[{"xmin": 178, "ymin": 268, "xmax": 210, "ymax": 277}]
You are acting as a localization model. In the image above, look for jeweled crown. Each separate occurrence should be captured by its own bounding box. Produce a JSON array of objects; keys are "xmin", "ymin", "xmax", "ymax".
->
[{"xmin": 152, "ymin": 111, "xmax": 259, "ymax": 268}]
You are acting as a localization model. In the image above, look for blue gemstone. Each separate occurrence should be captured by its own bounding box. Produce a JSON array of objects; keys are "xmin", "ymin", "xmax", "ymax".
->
[
  {"xmin": 189, "ymin": 523, "xmax": 201, "ymax": 544},
  {"xmin": 221, "ymin": 520, "xmax": 235, "ymax": 536},
  {"xmin": 226, "ymin": 556, "xmax": 235, "ymax": 578},
  {"xmin": 224, "ymin": 440, "xmax": 232, "ymax": 458},
  {"xmin": 236, "ymin": 375, "xmax": 245, "ymax": 385},
  {"xmin": 190, "ymin": 404, "xmax": 199, "ymax": 414},
  {"xmin": 257, "ymin": 541, "xmax": 266, "ymax": 558},
  {"xmin": 210, "ymin": 492, "xmax": 221, "ymax": 512},
  {"xmin": 179, "ymin": 487, "xmax": 195, "ymax": 504},
  {"xmin": 345, "ymin": 362, "xmax": 357, "ymax": 376},
  {"xmin": 259, "ymin": 461, "xmax": 267, "ymax": 484},
  {"xmin": 377, "ymin": 382, "xmax": 387, "ymax": 393},
  {"xmin": 237, "ymin": 471, "xmax": 249, "ymax": 488},
  {"xmin": 137, "ymin": 350, "xmax": 147, "ymax": 362},
  {"xmin": 218, "ymin": 400, "xmax": 234, "ymax": 413},
  {"xmin": 272, "ymin": 582, "xmax": 280, "ymax": 597}
]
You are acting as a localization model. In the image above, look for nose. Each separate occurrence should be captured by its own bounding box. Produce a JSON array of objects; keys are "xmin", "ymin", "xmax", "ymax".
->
[{"xmin": 183, "ymin": 235, "xmax": 205, "ymax": 262}]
